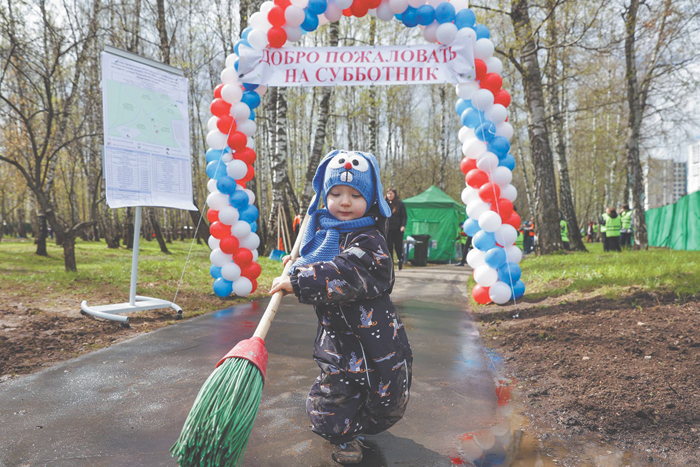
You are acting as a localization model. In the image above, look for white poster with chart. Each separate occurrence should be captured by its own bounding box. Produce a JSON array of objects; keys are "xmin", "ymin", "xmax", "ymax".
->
[{"xmin": 101, "ymin": 46, "xmax": 196, "ymax": 210}]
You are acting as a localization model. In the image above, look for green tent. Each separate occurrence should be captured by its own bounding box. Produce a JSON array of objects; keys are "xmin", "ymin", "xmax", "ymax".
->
[
  {"xmin": 403, "ymin": 185, "xmax": 467, "ymax": 262},
  {"xmin": 646, "ymin": 190, "xmax": 700, "ymax": 251}
]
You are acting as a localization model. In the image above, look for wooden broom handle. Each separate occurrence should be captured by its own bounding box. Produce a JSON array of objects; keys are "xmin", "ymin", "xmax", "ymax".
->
[{"xmin": 253, "ymin": 213, "xmax": 311, "ymax": 340}]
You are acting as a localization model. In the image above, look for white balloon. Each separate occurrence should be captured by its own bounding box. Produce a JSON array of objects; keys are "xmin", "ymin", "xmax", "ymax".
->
[
  {"xmin": 435, "ymin": 23, "xmax": 458, "ymax": 45},
  {"xmin": 422, "ymin": 22, "xmax": 439, "ymax": 43},
  {"xmin": 485, "ymin": 104, "xmax": 507, "ymax": 125},
  {"xmin": 461, "ymin": 186, "xmax": 479, "ymax": 205},
  {"xmin": 240, "ymin": 232, "xmax": 260, "ymax": 250},
  {"xmin": 318, "ymin": 14, "xmax": 329, "ymax": 27},
  {"xmin": 471, "ymin": 89, "xmax": 495, "ymax": 111},
  {"xmin": 495, "ymin": 122, "xmax": 514, "ymax": 140},
  {"xmin": 220, "ymin": 67, "xmax": 239, "ymax": 85},
  {"xmin": 233, "ymin": 277, "xmax": 253, "ymax": 296},
  {"xmin": 231, "ymin": 101, "xmax": 251, "ymax": 121},
  {"xmin": 231, "ymin": 220, "xmax": 252, "ymax": 239},
  {"xmin": 206, "ymin": 130, "xmax": 228, "ymax": 149},
  {"xmin": 208, "ymin": 235, "xmax": 220, "ymax": 250},
  {"xmin": 467, "ymin": 200, "xmax": 490, "ymax": 219},
  {"xmin": 210, "ymin": 248, "xmax": 233, "ymax": 267},
  {"xmin": 478, "ymin": 211, "xmax": 502, "ymax": 233},
  {"xmin": 291, "ymin": 0, "xmax": 309, "ymax": 7},
  {"xmin": 462, "ymin": 139, "xmax": 487, "ymax": 159},
  {"xmin": 474, "ymin": 429, "xmax": 497, "ymax": 450},
  {"xmin": 458, "ymin": 126, "xmax": 472, "ymax": 143},
  {"xmin": 476, "ymin": 152, "xmax": 499, "ymax": 172},
  {"xmin": 485, "ymin": 56, "xmax": 503, "ymax": 74},
  {"xmin": 221, "ymin": 84, "xmax": 243, "ymax": 104},
  {"xmin": 491, "ymin": 166, "xmax": 513, "ymax": 187},
  {"xmin": 237, "ymin": 119, "xmax": 257, "ymax": 137},
  {"xmin": 252, "ymin": 249, "xmax": 259, "ymax": 262},
  {"xmin": 207, "ymin": 191, "xmax": 229, "ymax": 210},
  {"xmin": 489, "ymin": 281, "xmax": 511, "ymax": 304},
  {"xmin": 222, "ymin": 152, "xmax": 233, "ymax": 163},
  {"xmin": 501, "ymin": 184, "xmax": 518, "ymax": 202},
  {"xmin": 221, "ymin": 262, "xmax": 242, "ymax": 281},
  {"xmin": 474, "ymin": 38, "xmax": 495, "ymax": 60},
  {"xmin": 408, "ymin": 0, "xmax": 424, "ymax": 7},
  {"xmin": 504, "ymin": 245, "xmax": 522, "ymax": 264},
  {"xmin": 247, "ymin": 28, "xmax": 269, "ymax": 50},
  {"xmin": 467, "ymin": 248, "xmax": 486, "ymax": 269},
  {"xmin": 456, "ymin": 81, "xmax": 480, "ymax": 100},
  {"xmin": 218, "ymin": 206, "xmax": 240, "ymax": 225},
  {"xmin": 247, "ymin": 137, "xmax": 256, "ymax": 150},
  {"xmin": 389, "ymin": 0, "xmax": 409, "ymax": 14},
  {"xmin": 283, "ymin": 24, "xmax": 304, "ymax": 43},
  {"xmin": 427, "ymin": 0, "xmax": 441, "ymax": 6},
  {"xmin": 450, "ymin": 0, "xmax": 468, "ymax": 11},
  {"xmin": 207, "ymin": 178, "xmax": 218, "ymax": 193},
  {"xmin": 334, "ymin": 0, "xmax": 352, "ymax": 8},
  {"xmin": 255, "ymin": 85, "xmax": 267, "ymax": 97},
  {"xmin": 474, "ymin": 265, "xmax": 498, "ymax": 287},
  {"xmin": 376, "ymin": 1, "xmax": 394, "ymax": 21},
  {"xmin": 495, "ymin": 224, "xmax": 518, "ymax": 246},
  {"xmin": 454, "ymin": 26, "xmax": 477, "ymax": 48},
  {"xmin": 324, "ymin": 2, "xmax": 343, "ymax": 22},
  {"xmin": 207, "ymin": 116, "xmax": 218, "ymax": 132},
  {"xmin": 244, "ymin": 188, "xmax": 256, "ymax": 204},
  {"xmin": 227, "ymin": 159, "xmax": 248, "ymax": 180},
  {"xmin": 225, "ymin": 53, "xmax": 238, "ymax": 69},
  {"xmin": 260, "ymin": 1, "xmax": 274, "ymax": 13},
  {"xmin": 285, "ymin": 5, "xmax": 306, "ymax": 25}
]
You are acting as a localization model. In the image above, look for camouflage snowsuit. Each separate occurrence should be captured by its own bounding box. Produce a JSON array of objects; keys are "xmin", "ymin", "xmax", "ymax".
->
[{"xmin": 290, "ymin": 225, "xmax": 413, "ymax": 444}]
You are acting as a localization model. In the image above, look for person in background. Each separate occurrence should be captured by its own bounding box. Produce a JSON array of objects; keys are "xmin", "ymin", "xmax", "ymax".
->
[
  {"xmin": 560, "ymin": 213, "xmax": 570, "ymax": 250},
  {"xmin": 586, "ymin": 221, "xmax": 595, "ymax": 243},
  {"xmin": 385, "ymin": 188, "xmax": 407, "ymax": 271},
  {"xmin": 599, "ymin": 211, "xmax": 608, "ymax": 252},
  {"xmin": 603, "ymin": 207, "xmax": 622, "ymax": 252},
  {"xmin": 293, "ymin": 212, "xmax": 302, "ymax": 243},
  {"xmin": 620, "ymin": 204, "xmax": 633, "ymax": 249},
  {"xmin": 523, "ymin": 218, "xmax": 535, "ymax": 254},
  {"xmin": 455, "ymin": 220, "xmax": 472, "ymax": 266}
]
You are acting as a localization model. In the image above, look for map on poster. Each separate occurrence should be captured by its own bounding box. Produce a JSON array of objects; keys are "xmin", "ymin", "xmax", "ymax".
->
[{"xmin": 101, "ymin": 48, "xmax": 196, "ymax": 210}]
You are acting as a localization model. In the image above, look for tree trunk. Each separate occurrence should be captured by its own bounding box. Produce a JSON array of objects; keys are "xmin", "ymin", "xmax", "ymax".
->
[
  {"xmin": 510, "ymin": 0, "xmax": 563, "ymax": 254},
  {"xmin": 63, "ymin": 234, "xmax": 77, "ymax": 272},
  {"xmin": 149, "ymin": 208, "xmax": 171, "ymax": 254},
  {"xmin": 36, "ymin": 213, "xmax": 48, "ymax": 256},
  {"xmin": 124, "ymin": 207, "xmax": 134, "ymax": 249}
]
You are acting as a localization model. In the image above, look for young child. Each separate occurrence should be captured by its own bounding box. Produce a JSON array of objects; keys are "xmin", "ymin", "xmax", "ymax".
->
[{"xmin": 269, "ymin": 149, "xmax": 413, "ymax": 464}]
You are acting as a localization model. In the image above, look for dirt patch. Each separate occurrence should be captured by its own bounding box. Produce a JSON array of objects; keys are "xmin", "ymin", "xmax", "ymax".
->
[{"xmin": 474, "ymin": 292, "xmax": 700, "ymax": 466}]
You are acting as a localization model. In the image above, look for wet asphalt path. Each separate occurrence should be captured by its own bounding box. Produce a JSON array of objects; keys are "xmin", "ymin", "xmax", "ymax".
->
[{"xmin": 0, "ymin": 264, "xmax": 499, "ymax": 466}]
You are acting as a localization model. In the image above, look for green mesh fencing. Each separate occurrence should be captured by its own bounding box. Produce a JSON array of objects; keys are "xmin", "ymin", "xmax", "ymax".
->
[{"xmin": 646, "ymin": 191, "xmax": 700, "ymax": 251}]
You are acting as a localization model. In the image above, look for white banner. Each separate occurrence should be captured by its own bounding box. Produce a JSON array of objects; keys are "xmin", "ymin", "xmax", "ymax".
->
[{"xmin": 238, "ymin": 42, "xmax": 475, "ymax": 87}]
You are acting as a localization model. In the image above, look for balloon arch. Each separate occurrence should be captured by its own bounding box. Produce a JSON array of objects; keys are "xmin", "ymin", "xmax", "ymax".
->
[{"xmin": 203, "ymin": 0, "xmax": 525, "ymax": 305}]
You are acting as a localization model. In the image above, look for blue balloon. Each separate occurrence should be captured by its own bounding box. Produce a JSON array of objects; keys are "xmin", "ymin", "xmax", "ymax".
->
[
  {"xmin": 475, "ymin": 121, "xmax": 497, "ymax": 142},
  {"xmin": 239, "ymin": 204, "xmax": 259, "ymax": 223},
  {"xmin": 243, "ymin": 82, "xmax": 258, "ymax": 91},
  {"xmin": 434, "ymin": 3, "xmax": 455, "ymax": 23},
  {"xmin": 234, "ymin": 38, "xmax": 249, "ymax": 56},
  {"xmin": 455, "ymin": 98, "xmax": 471, "ymax": 116},
  {"xmin": 250, "ymin": 221, "xmax": 258, "ymax": 233},
  {"xmin": 206, "ymin": 160, "xmax": 228, "ymax": 180},
  {"xmin": 499, "ymin": 153, "xmax": 516, "ymax": 170},
  {"xmin": 301, "ymin": 10, "xmax": 319, "ymax": 31},
  {"xmin": 241, "ymin": 91, "xmax": 261, "ymax": 109},
  {"xmin": 416, "ymin": 5, "xmax": 435, "ymax": 25},
  {"xmin": 498, "ymin": 262, "xmax": 522, "ymax": 285},
  {"xmin": 511, "ymin": 280, "xmax": 526, "ymax": 299},
  {"xmin": 474, "ymin": 24, "xmax": 491, "ymax": 39},
  {"xmin": 307, "ymin": 0, "xmax": 327, "ymax": 15},
  {"xmin": 241, "ymin": 27, "xmax": 252, "ymax": 39},
  {"xmin": 229, "ymin": 190, "xmax": 249, "ymax": 210},
  {"xmin": 483, "ymin": 445, "xmax": 508, "ymax": 465},
  {"xmin": 488, "ymin": 136, "xmax": 511, "ymax": 157},
  {"xmin": 461, "ymin": 108, "xmax": 485, "ymax": 129},
  {"xmin": 210, "ymin": 265, "xmax": 222, "ymax": 279},
  {"xmin": 213, "ymin": 277, "xmax": 233, "ymax": 297},
  {"xmin": 463, "ymin": 218, "xmax": 480, "ymax": 237},
  {"xmin": 216, "ymin": 175, "xmax": 237, "ymax": 195},
  {"xmin": 206, "ymin": 147, "xmax": 228, "ymax": 163},
  {"xmin": 455, "ymin": 8, "xmax": 476, "ymax": 29},
  {"xmin": 233, "ymin": 58, "xmax": 239, "ymax": 71},
  {"xmin": 473, "ymin": 230, "xmax": 496, "ymax": 251},
  {"xmin": 249, "ymin": 108, "xmax": 256, "ymax": 121},
  {"xmin": 484, "ymin": 247, "xmax": 507, "ymax": 269},
  {"xmin": 401, "ymin": 7, "xmax": 418, "ymax": 27}
]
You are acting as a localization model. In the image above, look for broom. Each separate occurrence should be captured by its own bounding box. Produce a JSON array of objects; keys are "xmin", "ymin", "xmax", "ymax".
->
[{"xmin": 171, "ymin": 213, "xmax": 310, "ymax": 467}]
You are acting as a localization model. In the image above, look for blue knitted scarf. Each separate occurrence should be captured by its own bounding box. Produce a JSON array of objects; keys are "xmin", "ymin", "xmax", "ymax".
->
[{"xmin": 291, "ymin": 209, "xmax": 375, "ymax": 272}]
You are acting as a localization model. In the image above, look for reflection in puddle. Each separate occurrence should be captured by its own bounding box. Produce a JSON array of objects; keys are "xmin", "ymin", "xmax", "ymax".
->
[{"xmin": 450, "ymin": 349, "xmax": 655, "ymax": 466}]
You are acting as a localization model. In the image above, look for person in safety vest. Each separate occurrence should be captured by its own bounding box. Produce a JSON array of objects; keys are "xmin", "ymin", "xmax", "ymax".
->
[
  {"xmin": 455, "ymin": 221, "xmax": 472, "ymax": 266},
  {"xmin": 603, "ymin": 207, "xmax": 622, "ymax": 252},
  {"xmin": 620, "ymin": 204, "xmax": 633, "ymax": 249},
  {"xmin": 560, "ymin": 214, "xmax": 570, "ymax": 250},
  {"xmin": 515, "ymin": 226, "xmax": 524, "ymax": 250},
  {"xmin": 599, "ymin": 212, "xmax": 608, "ymax": 252}
]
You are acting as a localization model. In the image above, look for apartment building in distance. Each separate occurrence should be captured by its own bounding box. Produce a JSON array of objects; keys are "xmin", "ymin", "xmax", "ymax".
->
[
  {"xmin": 688, "ymin": 138, "xmax": 700, "ymax": 195},
  {"xmin": 644, "ymin": 157, "xmax": 687, "ymax": 210}
]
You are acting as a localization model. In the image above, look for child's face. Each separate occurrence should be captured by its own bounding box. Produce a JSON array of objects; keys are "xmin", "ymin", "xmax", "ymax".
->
[{"xmin": 326, "ymin": 185, "xmax": 367, "ymax": 221}]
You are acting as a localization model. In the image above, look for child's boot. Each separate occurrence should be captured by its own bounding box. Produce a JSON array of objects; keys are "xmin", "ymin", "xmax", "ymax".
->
[{"xmin": 331, "ymin": 438, "xmax": 364, "ymax": 464}]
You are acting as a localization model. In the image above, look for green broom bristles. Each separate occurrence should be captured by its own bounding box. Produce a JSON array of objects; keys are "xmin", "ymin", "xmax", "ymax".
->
[{"xmin": 172, "ymin": 357, "xmax": 264, "ymax": 467}]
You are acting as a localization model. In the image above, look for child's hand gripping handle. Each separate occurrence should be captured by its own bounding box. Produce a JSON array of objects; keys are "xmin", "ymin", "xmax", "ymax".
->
[{"xmin": 252, "ymin": 214, "xmax": 310, "ymax": 341}]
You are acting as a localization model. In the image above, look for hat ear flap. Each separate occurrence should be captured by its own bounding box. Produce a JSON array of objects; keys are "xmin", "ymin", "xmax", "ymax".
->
[
  {"xmin": 363, "ymin": 152, "xmax": 392, "ymax": 218},
  {"xmin": 307, "ymin": 149, "xmax": 340, "ymax": 214}
]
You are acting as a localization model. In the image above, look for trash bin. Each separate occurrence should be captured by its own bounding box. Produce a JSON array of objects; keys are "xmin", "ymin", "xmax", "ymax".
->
[{"xmin": 412, "ymin": 234, "xmax": 431, "ymax": 267}]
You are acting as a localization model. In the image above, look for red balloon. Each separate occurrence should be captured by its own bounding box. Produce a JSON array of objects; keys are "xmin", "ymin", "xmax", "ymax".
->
[
  {"xmin": 367, "ymin": 0, "xmax": 381, "ymax": 8},
  {"xmin": 220, "ymin": 235, "xmax": 240, "ymax": 255},
  {"xmin": 216, "ymin": 115, "xmax": 236, "ymax": 134},
  {"xmin": 207, "ymin": 209, "xmax": 219, "ymax": 223},
  {"xmin": 342, "ymin": 7, "xmax": 353, "ymax": 16},
  {"xmin": 210, "ymin": 221, "xmax": 231, "ymax": 240},
  {"xmin": 350, "ymin": 0, "xmax": 368, "ymax": 17},
  {"xmin": 236, "ymin": 180, "xmax": 247, "ymax": 188},
  {"xmin": 241, "ymin": 261, "xmax": 262, "ymax": 280},
  {"xmin": 274, "ymin": 0, "xmax": 291, "ymax": 5},
  {"xmin": 213, "ymin": 83, "xmax": 224, "ymax": 99},
  {"xmin": 210, "ymin": 98, "xmax": 231, "ymax": 117},
  {"xmin": 474, "ymin": 59, "xmax": 487, "ymax": 81},
  {"xmin": 496, "ymin": 384, "xmax": 512, "ymax": 405},
  {"xmin": 268, "ymin": 6, "xmax": 286, "ymax": 26},
  {"xmin": 234, "ymin": 147, "xmax": 257, "ymax": 165},
  {"xmin": 480, "ymin": 73, "xmax": 503, "ymax": 93},
  {"xmin": 472, "ymin": 284, "xmax": 491, "ymax": 304},
  {"xmin": 505, "ymin": 210, "xmax": 521, "ymax": 230},
  {"xmin": 479, "ymin": 182, "xmax": 501, "ymax": 203},
  {"xmin": 465, "ymin": 169, "xmax": 489, "ymax": 189},
  {"xmin": 250, "ymin": 279, "xmax": 258, "ymax": 293},
  {"xmin": 268, "ymin": 27, "xmax": 287, "ymax": 48},
  {"xmin": 494, "ymin": 89, "xmax": 511, "ymax": 107},
  {"xmin": 492, "ymin": 198, "xmax": 514, "ymax": 221},
  {"xmin": 242, "ymin": 163, "xmax": 256, "ymax": 182},
  {"xmin": 233, "ymin": 248, "xmax": 253, "ymax": 267},
  {"xmin": 227, "ymin": 131, "xmax": 248, "ymax": 152},
  {"xmin": 460, "ymin": 157, "xmax": 477, "ymax": 175}
]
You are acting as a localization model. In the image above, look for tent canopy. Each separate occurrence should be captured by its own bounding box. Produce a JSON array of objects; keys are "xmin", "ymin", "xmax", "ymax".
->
[{"xmin": 402, "ymin": 185, "xmax": 466, "ymax": 262}]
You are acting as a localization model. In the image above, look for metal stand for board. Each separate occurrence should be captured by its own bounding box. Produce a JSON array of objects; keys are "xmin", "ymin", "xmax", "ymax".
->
[{"xmin": 81, "ymin": 206, "xmax": 183, "ymax": 327}]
